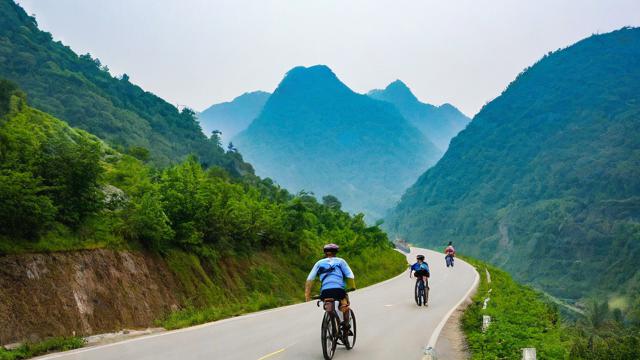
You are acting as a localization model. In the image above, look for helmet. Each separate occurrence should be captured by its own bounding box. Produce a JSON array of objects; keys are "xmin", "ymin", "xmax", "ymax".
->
[
  {"xmin": 416, "ymin": 255, "xmax": 425, "ymax": 260},
  {"xmin": 323, "ymin": 243, "xmax": 339, "ymax": 253}
]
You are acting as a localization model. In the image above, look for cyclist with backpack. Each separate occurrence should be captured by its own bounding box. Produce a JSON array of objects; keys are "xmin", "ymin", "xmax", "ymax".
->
[
  {"xmin": 305, "ymin": 243, "xmax": 356, "ymax": 333},
  {"xmin": 409, "ymin": 254, "xmax": 431, "ymax": 281},
  {"xmin": 410, "ymin": 254, "xmax": 430, "ymax": 306}
]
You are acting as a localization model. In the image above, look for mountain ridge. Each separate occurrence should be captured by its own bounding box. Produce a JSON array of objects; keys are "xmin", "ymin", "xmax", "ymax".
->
[
  {"xmin": 198, "ymin": 91, "xmax": 270, "ymax": 142},
  {"xmin": 367, "ymin": 80, "xmax": 470, "ymax": 151}
]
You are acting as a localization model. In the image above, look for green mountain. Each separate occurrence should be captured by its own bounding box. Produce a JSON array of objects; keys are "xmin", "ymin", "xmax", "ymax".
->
[
  {"xmin": 386, "ymin": 28, "xmax": 640, "ymax": 301},
  {"xmin": 234, "ymin": 65, "xmax": 441, "ymax": 220},
  {"xmin": 0, "ymin": 0, "xmax": 250, "ymax": 173},
  {"xmin": 368, "ymin": 80, "xmax": 470, "ymax": 151},
  {"xmin": 198, "ymin": 91, "xmax": 270, "ymax": 142}
]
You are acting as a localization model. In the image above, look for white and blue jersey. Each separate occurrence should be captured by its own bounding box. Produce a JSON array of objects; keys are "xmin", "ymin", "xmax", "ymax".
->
[
  {"xmin": 411, "ymin": 262, "xmax": 430, "ymax": 273},
  {"xmin": 307, "ymin": 257, "xmax": 354, "ymax": 291}
]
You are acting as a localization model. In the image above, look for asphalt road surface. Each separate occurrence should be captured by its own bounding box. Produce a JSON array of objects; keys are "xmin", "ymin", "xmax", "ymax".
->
[{"xmin": 40, "ymin": 248, "xmax": 478, "ymax": 360}]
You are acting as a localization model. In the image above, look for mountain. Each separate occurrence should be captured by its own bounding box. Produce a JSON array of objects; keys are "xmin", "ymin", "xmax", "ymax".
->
[
  {"xmin": 368, "ymin": 80, "xmax": 470, "ymax": 151},
  {"xmin": 0, "ymin": 0, "xmax": 251, "ymax": 173},
  {"xmin": 386, "ymin": 28, "xmax": 640, "ymax": 301},
  {"xmin": 198, "ymin": 91, "xmax": 270, "ymax": 142},
  {"xmin": 234, "ymin": 65, "xmax": 441, "ymax": 220}
]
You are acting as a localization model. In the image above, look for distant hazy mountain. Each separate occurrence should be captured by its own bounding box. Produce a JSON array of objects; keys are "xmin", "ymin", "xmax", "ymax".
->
[
  {"xmin": 386, "ymin": 28, "xmax": 640, "ymax": 300},
  {"xmin": 234, "ymin": 65, "xmax": 441, "ymax": 220},
  {"xmin": 368, "ymin": 80, "xmax": 470, "ymax": 151},
  {"xmin": 198, "ymin": 91, "xmax": 270, "ymax": 142}
]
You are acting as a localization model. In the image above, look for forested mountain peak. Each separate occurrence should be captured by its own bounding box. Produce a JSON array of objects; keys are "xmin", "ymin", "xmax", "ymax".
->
[
  {"xmin": 270, "ymin": 65, "xmax": 352, "ymax": 100},
  {"xmin": 234, "ymin": 65, "xmax": 440, "ymax": 220},
  {"xmin": 367, "ymin": 80, "xmax": 421, "ymax": 106}
]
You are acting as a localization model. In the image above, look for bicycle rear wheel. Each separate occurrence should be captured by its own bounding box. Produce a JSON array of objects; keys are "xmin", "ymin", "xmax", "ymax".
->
[
  {"xmin": 343, "ymin": 309, "xmax": 357, "ymax": 350},
  {"xmin": 321, "ymin": 312, "xmax": 339, "ymax": 360},
  {"xmin": 414, "ymin": 280, "xmax": 422, "ymax": 306}
]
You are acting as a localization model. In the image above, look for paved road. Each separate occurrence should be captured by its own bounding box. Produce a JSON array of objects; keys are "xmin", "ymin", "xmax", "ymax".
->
[{"xmin": 40, "ymin": 248, "xmax": 478, "ymax": 360}]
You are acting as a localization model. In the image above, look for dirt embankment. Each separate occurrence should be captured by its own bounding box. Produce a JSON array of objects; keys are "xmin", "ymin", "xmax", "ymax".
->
[{"xmin": 0, "ymin": 250, "xmax": 180, "ymax": 345}]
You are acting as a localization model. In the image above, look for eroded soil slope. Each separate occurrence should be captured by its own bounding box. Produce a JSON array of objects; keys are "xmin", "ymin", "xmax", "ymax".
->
[{"xmin": 0, "ymin": 250, "xmax": 179, "ymax": 344}]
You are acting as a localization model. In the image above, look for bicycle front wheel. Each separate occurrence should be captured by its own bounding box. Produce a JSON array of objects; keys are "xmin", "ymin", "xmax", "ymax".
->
[
  {"xmin": 321, "ymin": 312, "xmax": 338, "ymax": 360},
  {"xmin": 344, "ymin": 309, "xmax": 357, "ymax": 350},
  {"xmin": 414, "ymin": 280, "xmax": 422, "ymax": 306}
]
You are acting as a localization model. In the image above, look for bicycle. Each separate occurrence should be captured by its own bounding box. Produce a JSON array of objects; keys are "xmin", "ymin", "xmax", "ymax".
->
[
  {"xmin": 414, "ymin": 275, "xmax": 429, "ymax": 306},
  {"xmin": 312, "ymin": 289, "xmax": 357, "ymax": 359}
]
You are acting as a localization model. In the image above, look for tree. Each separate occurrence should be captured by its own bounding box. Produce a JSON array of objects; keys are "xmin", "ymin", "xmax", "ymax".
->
[
  {"xmin": 0, "ymin": 170, "xmax": 56, "ymax": 239},
  {"xmin": 122, "ymin": 192, "xmax": 174, "ymax": 251},
  {"xmin": 210, "ymin": 130, "xmax": 222, "ymax": 148},
  {"xmin": 227, "ymin": 142, "xmax": 237, "ymax": 153},
  {"xmin": 37, "ymin": 136, "xmax": 104, "ymax": 227},
  {"xmin": 322, "ymin": 195, "xmax": 342, "ymax": 210}
]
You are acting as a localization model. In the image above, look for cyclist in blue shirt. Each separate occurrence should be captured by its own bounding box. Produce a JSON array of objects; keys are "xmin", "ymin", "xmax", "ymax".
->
[
  {"xmin": 305, "ymin": 244, "xmax": 355, "ymax": 332},
  {"xmin": 410, "ymin": 254, "xmax": 430, "ymax": 282}
]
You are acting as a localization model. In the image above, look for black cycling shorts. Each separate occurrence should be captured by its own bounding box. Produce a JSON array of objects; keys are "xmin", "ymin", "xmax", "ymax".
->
[
  {"xmin": 320, "ymin": 288, "xmax": 347, "ymax": 301},
  {"xmin": 414, "ymin": 269, "xmax": 430, "ymax": 278}
]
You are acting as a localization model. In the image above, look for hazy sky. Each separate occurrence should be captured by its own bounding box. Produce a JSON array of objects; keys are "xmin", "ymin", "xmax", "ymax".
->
[{"xmin": 17, "ymin": 0, "xmax": 640, "ymax": 116}]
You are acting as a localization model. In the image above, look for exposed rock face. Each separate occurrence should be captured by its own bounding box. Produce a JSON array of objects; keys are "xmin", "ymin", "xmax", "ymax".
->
[{"xmin": 0, "ymin": 250, "xmax": 179, "ymax": 344}]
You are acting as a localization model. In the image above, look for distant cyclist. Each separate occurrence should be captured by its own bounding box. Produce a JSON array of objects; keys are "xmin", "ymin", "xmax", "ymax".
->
[
  {"xmin": 305, "ymin": 244, "xmax": 356, "ymax": 333},
  {"xmin": 409, "ymin": 254, "xmax": 430, "ymax": 282},
  {"xmin": 445, "ymin": 242, "xmax": 456, "ymax": 268}
]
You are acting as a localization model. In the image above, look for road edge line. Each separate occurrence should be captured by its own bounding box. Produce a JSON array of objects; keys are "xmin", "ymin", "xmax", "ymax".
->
[{"xmin": 426, "ymin": 259, "xmax": 480, "ymax": 349}]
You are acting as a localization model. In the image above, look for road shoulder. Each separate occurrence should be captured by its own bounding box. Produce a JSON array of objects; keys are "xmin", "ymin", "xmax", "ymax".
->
[{"xmin": 434, "ymin": 278, "xmax": 478, "ymax": 359}]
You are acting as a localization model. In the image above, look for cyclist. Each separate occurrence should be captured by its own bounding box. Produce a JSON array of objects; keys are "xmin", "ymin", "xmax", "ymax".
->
[
  {"xmin": 445, "ymin": 241, "xmax": 456, "ymax": 267},
  {"xmin": 305, "ymin": 243, "xmax": 356, "ymax": 333},
  {"xmin": 410, "ymin": 254, "xmax": 431, "ymax": 282}
]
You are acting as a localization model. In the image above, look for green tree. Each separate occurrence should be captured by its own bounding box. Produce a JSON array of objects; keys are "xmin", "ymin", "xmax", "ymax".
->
[
  {"xmin": 0, "ymin": 170, "xmax": 56, "ymax": 239},
  {"xmin": 37, "ymin": 136, "xmax": 104, "ymax": 227},
  {"xmin": 121, "ymin": 192, "xmax": 174, "ymax": 251}
]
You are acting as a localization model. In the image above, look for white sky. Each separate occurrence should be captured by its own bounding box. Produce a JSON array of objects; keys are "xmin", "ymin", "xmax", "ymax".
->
[{"xmin": 17, "ymin": 0, "xmax": 640, "ymax": 116}]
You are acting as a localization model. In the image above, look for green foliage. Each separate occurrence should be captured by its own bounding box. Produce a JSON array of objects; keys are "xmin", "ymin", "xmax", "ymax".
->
[
  {"xmin": 387, "ymin": 28, "xmax": 640, "ymax": 301},
  {"xmin": 567, "ymin": 297, "xmax": 640, "ymax": 359},
  {"xmin": 37, "ymin": 135, "xmax": 104, "ymax": 227},
  {"xmin": 120, "ymin": 192, "xmax": 174, "ymax": 251},
  {"xmin": 0, "ymin": 170, "xmax": 55, "ymax": 238},
  {"xmin": 0, "ymin": 337, "xmax": 84, "ymax": 360},
  {"xmin": 461, "ymin": 258, "xmax": 568, "ymax": 359},
  {"xmin": 234, "ymin": 65, "xmax": 441, "ymax": 221},
  {"xmin": 0, "ymin": 0, "xmax": 253, "ymax": 172},
  {"xmin": 0, "ymin": 83, "xmax": 107, "ymax": 237}
]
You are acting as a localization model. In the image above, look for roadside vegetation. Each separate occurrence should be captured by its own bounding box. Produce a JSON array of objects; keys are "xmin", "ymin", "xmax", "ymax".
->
[
  {"xmin": 462, "ymin": 257, "xmax": 640, "ymax": 359},
  {"xmin": 461, "ymin": 258, "xmax": 568, "ymax": 359},
  {"xmin": 0, "ymin": 337, "xmax": 84, "ymax": 360}
]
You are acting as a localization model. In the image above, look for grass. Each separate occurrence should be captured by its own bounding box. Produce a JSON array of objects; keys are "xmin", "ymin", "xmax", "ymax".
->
[
  {"xmin": 157, "ymin": 246, "xmax": 407, "ymax": 330},
  {"xmin": 461, "ymin": 257, "xmax": 569, "ymax": 359},
  {"xmin": 0, "ymin": 337, "xmax": 84, "ymax": 360},
  {"xmin": 0, "ymin": 218, "xmax": 128, "ymax": 255}
]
